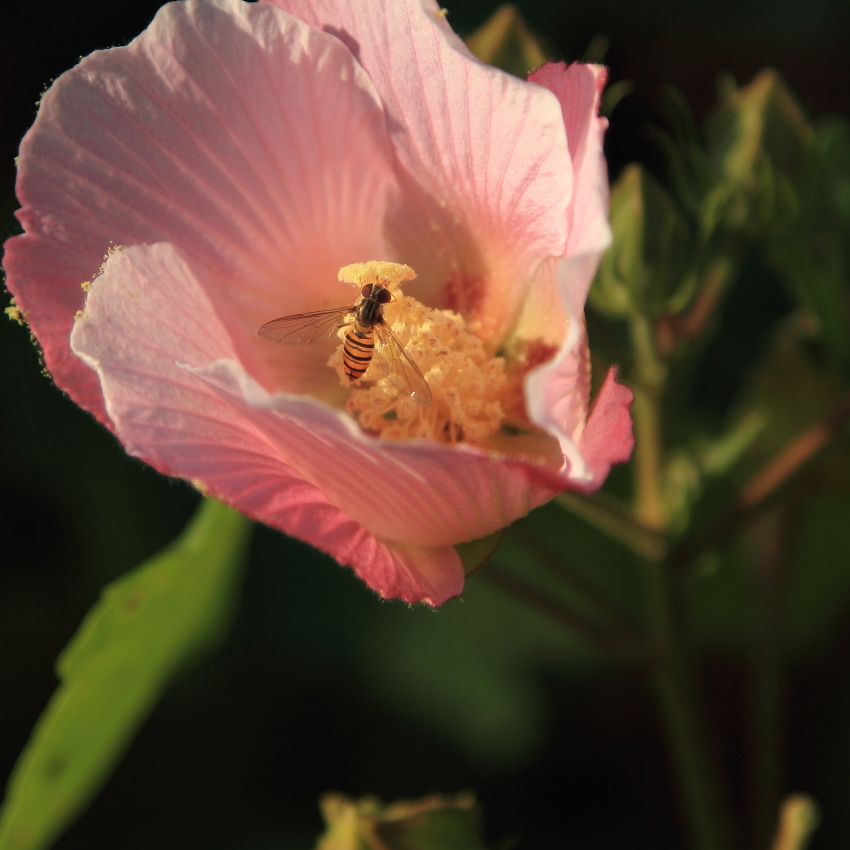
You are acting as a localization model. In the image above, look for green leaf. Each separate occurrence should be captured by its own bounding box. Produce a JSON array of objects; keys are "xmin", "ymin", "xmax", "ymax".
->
[
  {"xmin": 705, "ymin": 70, "xmax": 813, "ymax": 235},
  {"xmin": 727, "ymin": 315, "xmax": 847, "ymax": 471},
  {"xmin": 648, "ymin": 86, "xmax": 716, "ymax": 220},
  {"xmin": 316, "ymin": 792, "xmax": 491, "ymax": 850},
  {"xmin": 600, "ymin": 79, "xmax": 634, "ymax": 118},
  {"xmin": 661, "ymin": 412, "xmax": 768, "ymax": 535},
  {"xmin": 707, "ymin": 70, "xmax": 812, "ymax": 194},
  {"xmin": 465, "ymin": 4, "xmax": 549, "ymax": 77},
  {"xmin": 687, "ymin": 495, "xmax": 850, "ymax": 654},
  {"xmin": 683, "ymin": 547, "xmax": 753, "ymax": 651},
  {"xmin": 765, "ymin": 116, "xmax": 850, "ymax": 366},
  {"xmin": 0, "ymin": 498, "xmax": 252, "ymax": 850},
  {"xmin": 591, "ymin": 164, "xmax": 691, "ymax": 318}
]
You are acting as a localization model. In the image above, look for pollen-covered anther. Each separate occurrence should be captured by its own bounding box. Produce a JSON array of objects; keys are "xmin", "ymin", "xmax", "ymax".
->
[
  {"xmin": 338, "ymin": 260, "xmax": 415, "ymax": 292},
  {"xmin": 328, "ymin": 272, "xmax": 507, "ymax": 447}
]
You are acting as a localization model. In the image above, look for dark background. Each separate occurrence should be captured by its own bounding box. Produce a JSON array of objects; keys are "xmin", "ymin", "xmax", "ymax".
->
[{"xmin": 2, "ymin": 1, "xmax": 850, "ymax": 848}]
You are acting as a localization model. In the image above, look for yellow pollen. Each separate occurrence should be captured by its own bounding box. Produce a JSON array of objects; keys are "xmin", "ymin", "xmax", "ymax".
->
[
  {"xmin": 338, "ymin": 260, "xmax": 415, "ymax": 290},
  {"xmin": 328, "ymin": 261, "xmax": 507, "ymax": 447}
]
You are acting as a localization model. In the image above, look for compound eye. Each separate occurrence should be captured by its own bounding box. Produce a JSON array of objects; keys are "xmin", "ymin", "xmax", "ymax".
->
[
  {"xmin": 376, "ymin": 288, "xmax": 392, "ymax": 304},
  {"xmin": 360, "ymin": 284, "xmax": 373, "ymax": 297}
]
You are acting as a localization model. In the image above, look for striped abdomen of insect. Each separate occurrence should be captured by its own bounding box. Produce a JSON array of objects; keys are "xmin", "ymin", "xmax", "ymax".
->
[
  {"xmin": 342, "ymin": 325, "xmax": 376, "ymax": 381},
  {"xmin": 341, "ymin": 284, "xmax": 392, "ymax": 382}
]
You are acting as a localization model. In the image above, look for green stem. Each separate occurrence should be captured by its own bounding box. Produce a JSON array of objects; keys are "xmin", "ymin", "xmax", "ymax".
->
[
  {"xmin": 630, "ymin": 311, "xmax": 734, "ymax": 850},
  {"xmin": 752, "ymin": 594, "xmax": 781, "ymax": 850},
  {"xmin": 647, "ymin": 562, "xmax": 734, "ymax": 850},
  {"xmin": 747, "ymin": 512, "xmax": 784, "ymax": 850},
  {"xmin": 630, "ymin": 313, "xmax": 667, "ymax": 531}
]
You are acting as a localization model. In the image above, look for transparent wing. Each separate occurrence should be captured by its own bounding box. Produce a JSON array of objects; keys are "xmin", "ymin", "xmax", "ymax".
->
[
  {"xmin": 374, "ymin": 322, "xmax": 432, "ymax": 408},
  {"xmin": 258, "ymin": 306, "xmax": 354, "ymax": 344}
]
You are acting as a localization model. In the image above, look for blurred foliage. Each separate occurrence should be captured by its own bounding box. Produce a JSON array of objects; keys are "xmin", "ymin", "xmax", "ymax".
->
[
  {"xmin": 582, "ymin": 71, "xmax": 850, "ymax": 668},
  {"xmin": 0, "ymin": 500, "xmax": 251, "ymax": 850},
  {"xmin": 593, "ymin": 164, "xmax": 692, "ymax": 317},
  {"xmin": 465, "ymin": 4, "xmax": 549, "ymax": 77}
]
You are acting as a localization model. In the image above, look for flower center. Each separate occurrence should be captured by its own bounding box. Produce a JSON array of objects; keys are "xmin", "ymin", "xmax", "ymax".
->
[{"xmin": 327, "ymin": 262, "xmax": 507, "ymax": 447}]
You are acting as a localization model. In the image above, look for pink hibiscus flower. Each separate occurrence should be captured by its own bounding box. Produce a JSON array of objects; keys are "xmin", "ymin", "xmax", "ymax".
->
[{"xmin": 3, "ymin": 0, "xmax": 633, "ymax": 605}]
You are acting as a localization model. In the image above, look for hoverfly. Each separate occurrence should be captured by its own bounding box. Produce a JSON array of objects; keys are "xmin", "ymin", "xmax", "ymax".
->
[{"xmin": 258, "ymin": 281, "xmax": 432, "ymax": 407}]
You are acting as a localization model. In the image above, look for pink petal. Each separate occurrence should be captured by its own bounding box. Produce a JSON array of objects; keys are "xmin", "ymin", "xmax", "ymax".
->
[
  {"xmin": 70, "ymin": 242, "xmax": 463, "ymax": 605},
  {"xmin": 359, "ymin": 540, "xmax": 465, "ymax": 607},
  {"xmin": 575, "ymin": 367, "xmax": 635, "ymax": 489},
  {"xmin": 522, "ymin": 63, "xmax": 618, "ymax": 477},
  {"xmin": 528, "ymin": 62, "xmax": 611, "ymax": 346},
  {"xmin": 189, "ymin": 358, "xmax": 565, "ymax": 548},
  {"xmin": 71, "ymin": 241, "xmax": 566, "ymax": 565},
  {"xmin": 4, "ymin": 0, "xmax": 394, "ymax": 423},
  {"xmin": 265, "ymin": 0, "xmax": 574, "ymax": 350}
]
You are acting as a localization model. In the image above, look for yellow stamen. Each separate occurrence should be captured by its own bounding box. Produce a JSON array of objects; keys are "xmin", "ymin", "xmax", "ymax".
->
[{"xmin": 327, "ymin": 261, "xmax": 507, "ymax": 447}]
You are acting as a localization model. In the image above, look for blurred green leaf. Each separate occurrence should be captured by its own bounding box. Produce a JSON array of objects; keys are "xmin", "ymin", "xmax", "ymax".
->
[
  {"xmin": 687, "ymin": 493, "xmax": 850, "ymax": 654},
  {"xmin": 465, "ymin": 4, "xmax": 549, "ymax": 77},
  {"xmin": 662, "ymin": 85, "xmax": 700, "ymax": 148},
  {"xmin": 648, "ymin": 88, "xmax": 716, "ymax": 223},
  {"xmin": 556, "ymin": 491, "xmax": 668, "ymax": 561},
  {"xmin": 682, "ymin": 315, "xmax": 850, "ymax": 651},
  {"xmin": 662, "ymin": 413, "xmax": 768, "ymax": 535},
  {"xmin": 668, "ymin": 70, "xmax": 850, "ymax": 369},
  {"xmin": 728, "ymin": 315, "xmax": 848, "ymax": 472},
  {"xmin": 685, "ymin": 547, "xmax": 752, "ymax": 651},
  {"xmin": 600, "ymin": 79, "xmax": 634, "ymax": 118},
  {"xmin": 591, "ymin": 164, "xmax": 691, "ymax": 318},
  {"xmin": 356, "ymin": 577, "xmax": 570, "ymax": 765},
  {"xmin": 765, "ymin": 116, "xmax": 850, "ymax": 366},
  {"xmin": 316, "ymin": 792, "xmax": 490, "ymax": 850},
  {"xmin": 671, "ymin": 312, "xmax": 847, "ymax": 563},
  {"xmin": 707, "ymin": 70, "xmax": 812, "ymax": 209},
  {"xmin": 0, "ymin": 498, "xmax": 252, "ymax": 850},
  {"xmin": 581, "ymin": 32, "xmax": 610, "ymax": 63},
  {"xmin": 816, "ymin": 118, "xmax": 850, "ymax": 225}
]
